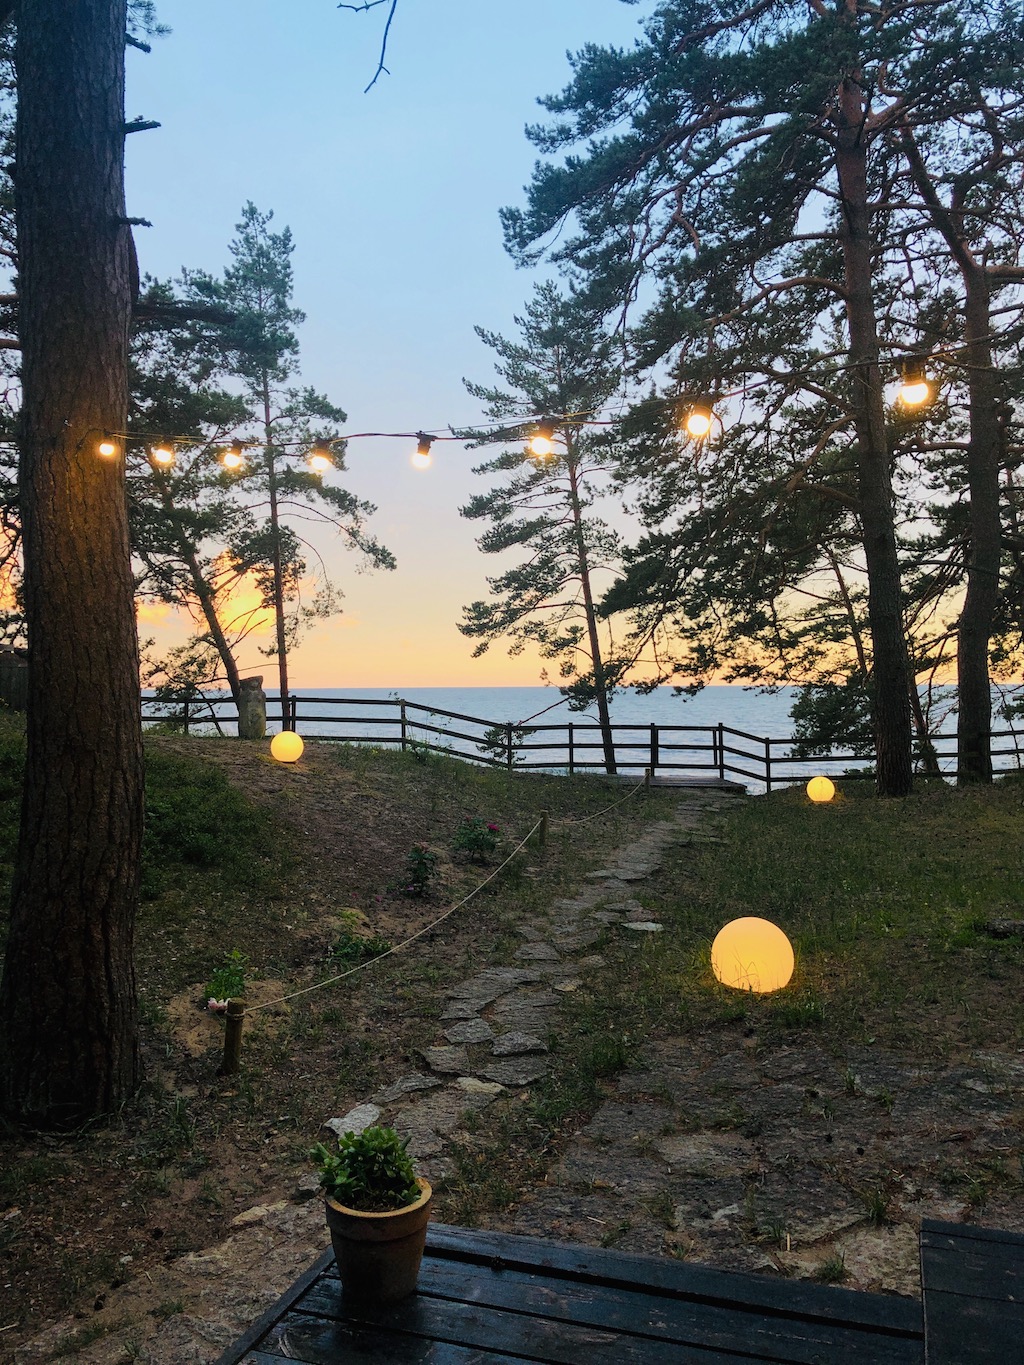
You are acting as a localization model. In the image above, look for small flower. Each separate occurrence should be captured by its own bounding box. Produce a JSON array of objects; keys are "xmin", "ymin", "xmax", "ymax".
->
[
  {"xmin": 487, "ymin": 823, "xmax": 499, "ymax": 832},
  {"xmin": 207, "ymin": 998, "xmax": 228, "ymax": 1013}
]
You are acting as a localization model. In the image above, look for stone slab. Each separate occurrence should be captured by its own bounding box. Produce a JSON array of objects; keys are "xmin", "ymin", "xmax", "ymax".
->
[
  {"xmin": 480, "ymin": 1056, "xmax": 551, "ymax": 1087},
  {"xmin": 443, "ymin": 1018, "xmax": 495, "ymax": 1045},
  {"xmin": 492, "ymin": 1031, "xmax": 549, "ymax": 1057}
]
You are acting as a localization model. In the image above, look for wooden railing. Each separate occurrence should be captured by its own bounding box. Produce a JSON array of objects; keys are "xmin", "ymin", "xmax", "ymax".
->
[{"xmin": 141, "ymin": 692, "xmax": 1024, "ymax": 791}]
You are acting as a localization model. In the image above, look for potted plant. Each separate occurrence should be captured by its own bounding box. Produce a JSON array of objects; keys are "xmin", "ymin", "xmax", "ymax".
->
[{"xmin": 310, "ymin": 1125, "xmax": 432, "ymax": 1303}]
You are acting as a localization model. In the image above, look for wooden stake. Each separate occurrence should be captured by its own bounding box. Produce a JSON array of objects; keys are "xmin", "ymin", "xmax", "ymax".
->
[
  {"xmin": 220, "ymin": 998, "xmax": 246, "ymax": 1076},
  {"xmin": 539, "ymin": 810, "xmax": 549, "ymax": 848}
]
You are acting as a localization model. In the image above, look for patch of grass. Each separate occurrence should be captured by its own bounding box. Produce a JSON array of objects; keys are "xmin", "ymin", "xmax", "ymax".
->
[
  {"xmin": 815, "ymin": 1252, "xmax": 848, "ymax": 1283},
  {"xmin": 860, "ymin": 1187, "xmax": 891, "ymax": 1226}
]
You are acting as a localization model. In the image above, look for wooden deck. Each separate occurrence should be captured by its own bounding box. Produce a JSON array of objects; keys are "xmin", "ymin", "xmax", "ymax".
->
[
  {"xmin": 214, "ymin": 1223, "xmax": 926, "ymax": 1364},
  {"xmin": 920, "ymin": 1218, "xmax": 1024, "ymax": 1363}
]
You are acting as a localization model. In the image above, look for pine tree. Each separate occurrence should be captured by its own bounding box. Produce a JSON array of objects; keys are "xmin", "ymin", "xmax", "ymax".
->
[{"xmin": 458, "ymin": 285, "xmax": 633, "ymax": 774}]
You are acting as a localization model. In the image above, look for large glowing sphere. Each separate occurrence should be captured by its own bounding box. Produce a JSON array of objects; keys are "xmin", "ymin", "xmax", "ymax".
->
[
  {"xmin": 711, "ymin": 917, "xmax": 795, "ymax": 994},
  {"xmin": 271, "ymin": 731, "xmax": 304, "ymax": 763},
  {"xmin": 806, "ymin": 775, "xmax": 836, "ymax": 803},
  {"xmin": 685, "ymin": 407, "xmax": 713, "ymax": 438}
]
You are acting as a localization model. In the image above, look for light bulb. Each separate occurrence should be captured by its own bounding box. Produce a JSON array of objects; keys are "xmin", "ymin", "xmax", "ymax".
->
[
  {"xmin": 97, "ymin": 435, "xmax": 118, "ymax": 458},
  {"xmin": 308, "ymin": 442, "xmax": 333, "ymax": 473},
  {"xmin": 684, "ymin": 405, "xmax": 713, "ymax": 439},
  {"xmin": 221, "ymin": 443, "xmax": 245, "ymax": 470},
  {"xmin": 529, "ymin": 434, "xmax": 554, "ymax": 458},
  {"xmin": 899, "ymin": 360, "xmax": 932, "ymax": 408},
  {"xmin": 150, "ymin": 443, "xmax": 175, "ymax": 467},
  {"xmin": 412, "ymin": 450, "xmax": 432, "ymax": 470}
]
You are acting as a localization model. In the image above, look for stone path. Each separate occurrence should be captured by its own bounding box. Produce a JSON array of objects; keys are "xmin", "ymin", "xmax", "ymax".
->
[{"xmin": 323, "ymin": 791, "xmax": 737, "ymax": 1190}]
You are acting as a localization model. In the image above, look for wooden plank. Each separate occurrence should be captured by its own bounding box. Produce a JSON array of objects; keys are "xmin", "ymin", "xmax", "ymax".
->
[
  {"xmin": 212, "ymin": 1251, "xmax": 335, "ymax": 1365},
  {"xmin": 424, "ymin": 1225, "xmax": 922, "ymax": 1337},
  {"xmin": 276, "ymin": 1299, "xmax": 759, "ymax": 1364},
  {"xmin": 921, "ymin": 1220, "xmax": 1024, "ymax": 1364},
  {"xmin": 305, "ymin": 1259, "xmax": 918, "ymax": 1364},
  {"xmin": 247, "ymin": 1314, "xmax": 526, "ymax": 1363}
]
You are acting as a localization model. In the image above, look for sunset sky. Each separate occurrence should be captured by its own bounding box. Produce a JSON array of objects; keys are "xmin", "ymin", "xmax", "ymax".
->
[{"xmin": 125, "ymin": 1, "xmax": 648, "ymax": 687}]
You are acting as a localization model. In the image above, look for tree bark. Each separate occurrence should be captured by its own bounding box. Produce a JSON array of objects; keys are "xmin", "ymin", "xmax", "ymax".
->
[
  {"xmin": 835, "ymin": 69, "xmax": 913, "ymax": 797},
  {"xmin": 955, "ymin": 269, "xmax": 1001, "ymax": 783},
  {"xmin": 0, "ymin": 0, "xmax": 143, "ymax": 1124},
  {"xmin": 263, "ymin": 379, "xmax": 291, "ymax": 729},
  {"xmin": 566, "ymin": 441, "xmax": 617, "ymax": 774}
]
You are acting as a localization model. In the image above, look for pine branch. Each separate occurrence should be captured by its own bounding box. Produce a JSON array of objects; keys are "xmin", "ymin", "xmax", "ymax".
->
[{"xmin": 339, "ymin": 0, "xmax": 399, "ymax": 93}]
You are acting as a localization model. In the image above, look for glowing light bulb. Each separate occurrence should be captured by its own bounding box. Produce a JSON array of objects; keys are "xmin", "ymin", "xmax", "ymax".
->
[
  {"xmin": 899, "ymin": 360, "xmax": 932, "ymax": 408},
  {"xmin": 97, "ymin": 435, "xmax": 118, "ymax": 458},
  {"xmin": 150, "ymin": 443, "xmax": 175, "ymax": 467},
  {"xmin": 412, "ymin": 432, "xmax": 434, "ymax": 469},
  {"xmin": 684, "ymin": 404, "xmax": 713, "ymax": 439},
  {"xmin": 806, "ymin": 775, "xmax": 836, "ymax": 803},
  {"xmin": 221, "ymin": 442, "xmax": 245, "ymax": 471},
  {"xmin": 308, "ymin": 442, "xmax": 333, "ymax": 473},
  {"xmin": 529, "ymin": 418, "xmax": 556, "ymax": 461}
]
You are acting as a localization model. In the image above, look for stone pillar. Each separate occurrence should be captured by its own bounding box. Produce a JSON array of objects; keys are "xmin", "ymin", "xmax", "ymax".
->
[{"xmin": 237, "ymin": 676, "xmax": 267, "ymax": 740}]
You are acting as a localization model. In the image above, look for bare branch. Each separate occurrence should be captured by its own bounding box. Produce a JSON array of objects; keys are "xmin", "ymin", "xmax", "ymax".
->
[{"xmin": 339, "ymin": 0, "xmax": 399, "ymax": 93}]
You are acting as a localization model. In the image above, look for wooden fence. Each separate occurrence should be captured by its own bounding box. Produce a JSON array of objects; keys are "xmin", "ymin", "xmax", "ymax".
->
[{"xmin": 141, "ymin": 692, "xmax": 1024, "ymax": 792}]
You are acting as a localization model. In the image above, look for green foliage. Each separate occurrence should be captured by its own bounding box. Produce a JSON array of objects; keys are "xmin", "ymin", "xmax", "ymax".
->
[
  {"xmin": 403, "ymin": 843, "xmax": 438, "ymax": 897},
  {"xmin": 310, "ymin": 1125, "xmax": 420, "ymax": 1213},
  {"xmin": 205, "ymin": 948, "xmax": 247, "ymax": 1002},
  {"xmin": 329, "ymin": 929, "xmax": 392, "ymax": 967},
  {"xmin": 452, "ymin": 817, "xmax": 500, "ymax": 863}
]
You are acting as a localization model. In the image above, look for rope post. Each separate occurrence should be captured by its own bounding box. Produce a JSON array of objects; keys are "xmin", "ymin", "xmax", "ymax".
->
[
  {"xmin": 220, "ymin": 998, "xmax": 246, "ymax": 1076},
  {"xmin": 644, "ymin": 766, "xmax": 651, "ymax": 789},
  {"xmin": 539, "ymin": 809, "xmax": 549, "ymax": 848}
]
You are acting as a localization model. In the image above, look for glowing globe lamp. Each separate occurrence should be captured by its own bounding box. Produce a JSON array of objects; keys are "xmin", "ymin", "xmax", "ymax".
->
[
  {"xmin": 529, "ymin": 433, "xmax": 554, "ymax": 459},
  {"xmin": 806, "ymin": 775, "xmax": 836, "ymax": 803},
  {"xmin": 97, "ymin": 435, "xmax": 118, "ymax": 458},
  {"xmin": 271, "ymin": 730, "xmax": 304, "ymax": 763},
  {"xmin": 308, "ymin": 452, "xmax": 332, "ymax": 473},
  {"xmin": 221, "ymin": 442, "xmax": 245, "ymax": 470},
  {"xmin": 711, "ymin": 917, "xmax": 795, "ymax": 994},
  {"xmin": 150, "ymin": 443, "xmax": 175, "ymax": 467}
]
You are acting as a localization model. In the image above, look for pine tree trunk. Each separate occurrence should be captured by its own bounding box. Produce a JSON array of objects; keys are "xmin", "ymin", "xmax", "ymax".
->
[
  {"xmin": 835, "ymin": 72, "xmax": 913, "ymax": 798},
  {"xmin": 263, "ymin": 379, "xmax": 291, "ymax": 729},
  {"xmin": 956, "ymin": 269, "xmax": 1001, "ymax": 784},
  {"xmin": 0, "ymin": 0, "xmax": 143, "ymax": 1124},
  {"xmin": 566, "ymin": 447, "xmax": 617, "ymax": 774}
]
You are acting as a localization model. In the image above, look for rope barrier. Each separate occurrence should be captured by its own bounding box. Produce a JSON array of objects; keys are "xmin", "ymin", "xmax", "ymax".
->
[
  {"xmin": 560, "ymin": 776, "xmax": 648, "ymax": 826},
  {"xmin": 245, "ymin": 817, "xmax": 543, "ymax": 1015}
]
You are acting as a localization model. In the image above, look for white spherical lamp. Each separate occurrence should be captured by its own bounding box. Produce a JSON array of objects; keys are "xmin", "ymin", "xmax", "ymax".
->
[
  {"xmin": 711, "ymin": 917, "xmax": 795, "ymax": 994},
  {"xmin": 806, "ymin": 775, "xmax": 836, "ymax": 803},
  {"xmin": 271, "ymin": 731, "xmax": 304, "ymax": 763}
]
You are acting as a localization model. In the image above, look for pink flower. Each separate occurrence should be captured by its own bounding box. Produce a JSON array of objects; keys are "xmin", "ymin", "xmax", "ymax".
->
[{"xmin": 487, "ymin": 823, "xmax": 499, "ymax": 832}]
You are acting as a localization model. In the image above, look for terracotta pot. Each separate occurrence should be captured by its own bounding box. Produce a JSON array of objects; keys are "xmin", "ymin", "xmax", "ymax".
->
[{"xmin": 325, "ymin": 1178, "xmax": 432, "ymax": 1304}]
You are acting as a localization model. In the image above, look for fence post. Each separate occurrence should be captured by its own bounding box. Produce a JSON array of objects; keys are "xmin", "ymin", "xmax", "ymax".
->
[
  {"xmin": 290, "ymin": 696, "xmax": 298, "ymax": 732},
  {"xmin": 717, "ymin": 723, "xmax": 726, "ymax": 781},
  {"xmin": 400, "ymin": 701, "xmax": 408, "ymax": 752},
  {"xmin": 183, "ymin": 697, "xmax": 191, "ymax": 735},
  {"xmin": 764, "ymin": 737, "xmax": 772, "ymax": 793},
  {"xmin": 568, "ymin": 722, "xmax": 575, "ymax": 776},
  {"xmin": 650, "ymin": 722, "xmax": 659, "ymax": 777},
  {"xmin": 539, "ymin": 810, "xmax": 548, "ymax": 847},
  {"xmin": 506, "ymin": 722, "xmax": 514, "ymax": 771},
  {"xmin": 219, "ymin": 999, "xmax": 246, "ymax": 1076}
]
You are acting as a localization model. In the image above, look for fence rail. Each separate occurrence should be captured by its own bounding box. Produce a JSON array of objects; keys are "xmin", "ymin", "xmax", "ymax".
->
[{"xmin": 140, "ymin": 692, "xmax": 1024, "ymax": 792}]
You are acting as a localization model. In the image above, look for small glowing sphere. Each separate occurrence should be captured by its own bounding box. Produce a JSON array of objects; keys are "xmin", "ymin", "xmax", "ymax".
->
[
  {"xmin": 711, "ymin": 917, "xmax": 795, "ymax": 994},
  {"xmin": 685, "ymin": 408, "xmax": 713, "ymax": 438},
  {"xmin": 98, "ymin": 437, "xmax": 118, "ymax": 458},
  {"xmin": 411, "ymin": 450, "xmax": 432, "ymax": 470},
  {"xmin": 899, "ymin": 380, "xmax": 931, "ymax": 407},
  {"xmin": 271, "ymin": 730, "xmax": 304, "ymax": 763},
  {"xmin": 150, "ymin": 445, "xmax": 175, "ymax": 467},
  {"xmin": 221, "ymin": 448, "xmax": 245, "ymax": 470},
  {"xmin": 529, "ymin": 434, "xmax": 554, "ymax": 458},
  {"xmin": 308, "ymin": 453, "xmax": 332, "ymax": 473},
  {"xmin": 806, "ymin": 775, "xmax": 836, "ymax": 803}
]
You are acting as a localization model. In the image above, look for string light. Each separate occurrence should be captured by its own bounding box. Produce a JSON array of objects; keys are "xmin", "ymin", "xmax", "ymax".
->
[
  {"xmin": 682, "ymin": 398, "xmax": 715, "ymax": 439},
  {"xmin": 221, "ymin": 441, "xmax": 246, "ymax": 470},
  {"xmin": 149, "ymin": 441, "xmax": 175, "ymax": 468},
  {"xmin": 899, "ymin": 358, "xmax": 932, "ymax": 408},
  {"xmin": 412, "ymin": 432, "xmax": 435, "ymax": 470},
  {"xmin": 308, "ymin": 441, "xmax": 333, "ymax": 473},
  {"xmin": 529, "ymin": 418, "xmax": 556, "ymax": 460},
  {"xmin": 97, "ymin": 433, "xmax": 119, "ymax": 458}
]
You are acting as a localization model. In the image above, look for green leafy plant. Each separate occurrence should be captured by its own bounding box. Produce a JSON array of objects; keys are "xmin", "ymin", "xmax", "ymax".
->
[
  {"xmin": 310, "ymin": 1125, "xmax": 420, "ymax": 1213},
  {"xmin": 404, "ymin": 843, "xmax": 438, "ymax": 897},
  {"xmin": 206, "ymin": 947, "xmax": 247, "ymax": 1002},
  {"xmin": 330, "ymin": 928, "xmax": 392, "ymax": 967},
  {"xmin": 452, "ymin": 816, "xmax": 501, "ymax": 863}
]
